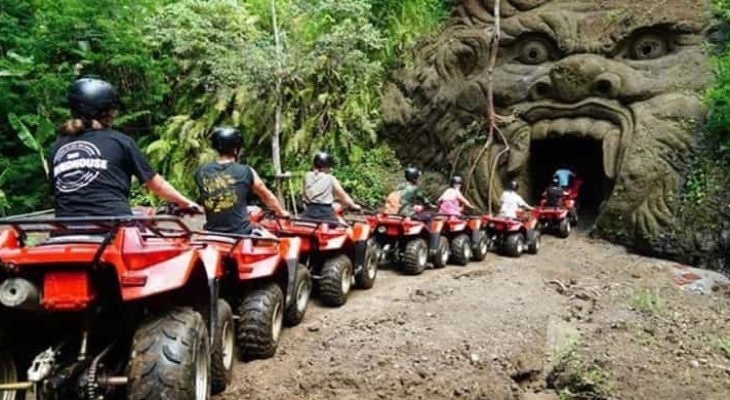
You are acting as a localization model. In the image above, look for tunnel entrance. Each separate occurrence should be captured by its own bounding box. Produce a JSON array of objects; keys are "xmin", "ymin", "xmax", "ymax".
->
[{"xmin": 528, "ymin": 137, "xmax": 611, "ymax": 218}]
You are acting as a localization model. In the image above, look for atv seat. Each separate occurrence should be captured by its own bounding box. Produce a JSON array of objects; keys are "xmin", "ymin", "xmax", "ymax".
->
[{"xmin": 38, "ymin": 235, "xmax": 106, "ymax": 246}]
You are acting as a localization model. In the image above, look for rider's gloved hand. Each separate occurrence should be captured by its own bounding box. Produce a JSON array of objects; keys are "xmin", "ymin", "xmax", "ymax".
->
[
  {"xmin": 186, "ymin": 202, "xmax": 204, "ymax": 214},
  {"xmin": 277, "ymin": 210, "xmax": 291, "ymax": 218},
  {"xmin": 350, "ymin": 204, "xmax": 363, "ymax": 212}
]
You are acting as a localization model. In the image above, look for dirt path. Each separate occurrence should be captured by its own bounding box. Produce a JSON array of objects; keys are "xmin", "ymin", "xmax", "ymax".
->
[{"xmin": 218, "ymin": 233, "xmax": 730, "ymax": 400}]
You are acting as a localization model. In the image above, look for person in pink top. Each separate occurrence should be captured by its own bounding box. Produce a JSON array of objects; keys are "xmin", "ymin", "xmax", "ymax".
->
[{"xmin": 438, "ymin": 175, "xmax": 475, "ymax": 216}]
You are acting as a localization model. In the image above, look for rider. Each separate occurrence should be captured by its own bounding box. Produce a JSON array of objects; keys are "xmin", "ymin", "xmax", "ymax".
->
[
  {"xmin": 397, "ymin": 167, "xmax": 433, "ymax": 217},
  {"xmin": 50, "ymin": 78, "xmax": 198, "ymax": 217},
  {"xmin": 499, "ymin": 180, "xmax": 534, "ymax": 219},
  {"xmin": 438, "ymin": 175, "xmax": 475, "ymax": 216},
  {"xmin": 302, "ymin": 151, "xmax": 361, "ymax": 222},
  {"xmin": 544, "ymin": 177, "xmax": 567, "ymax": 207},
  {"xmin": 553, "ymin": 163, "xmax": 576, "ymax": 188},
  {"xmin": 195, "ymin": 127, "xmax": 289, "ymax": 234}
]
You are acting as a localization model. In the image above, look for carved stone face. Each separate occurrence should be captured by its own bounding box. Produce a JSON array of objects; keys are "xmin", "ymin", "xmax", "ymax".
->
[{"xmin": 383, "ymin": 0, "xmax": 714, "ymax": 242}]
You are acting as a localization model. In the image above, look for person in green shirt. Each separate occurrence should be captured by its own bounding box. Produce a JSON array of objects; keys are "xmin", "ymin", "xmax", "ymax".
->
[{"xmin": 398, "ymin": 167, "xmax": 433, "ymax": 216}]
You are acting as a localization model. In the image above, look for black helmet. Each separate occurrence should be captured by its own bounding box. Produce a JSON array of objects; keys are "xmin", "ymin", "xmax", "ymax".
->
[
  {"xmin": 451, "ymin": 175, "xmax": 464, "ymax": 186},
  {"xmin": 211, "ymin": 127, "xmax": 243, "ymax": 154},
  {"xmin": 313, "ymin": 152, "xmax": 333, "ymax": 169},
  {"xmin": 405, "ymin": 167, "xmax": 422, "ymax": 183},
  {"xmin": 508, "ymin": 180, "xmax": 519, "ymax": 191},
  {"xmin": 68, "ymin": 78, "xmax": 120, "ymax": 120}
]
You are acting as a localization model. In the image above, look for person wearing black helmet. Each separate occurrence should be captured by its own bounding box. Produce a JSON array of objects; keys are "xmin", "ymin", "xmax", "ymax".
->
[
  {"xmin": 50, "ymin": 78, "xmax": 199, "ymax": 217},
  {"xmin": 195, "ymin": 127, "xmax": 289, "ymax": 234},
  {"xmin": 544, "ymin": 177, "xmax": 568, "ymax": 207},
  {"xmin": 302, "ymin": 151, "xmax": 361, "ymax": 222},
  {"xmin": 499, "ymin": 180, "xmax": 533, "ymax": 219},
  {"xmin": 393, "ymin": 167, "xmax": 433, "ymax": 216},
  {"xmin": 437, "ymin": 174, "xmax": 475, "ymax": 216}
]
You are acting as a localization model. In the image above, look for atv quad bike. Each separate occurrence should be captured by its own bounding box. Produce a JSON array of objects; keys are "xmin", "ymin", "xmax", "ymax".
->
[
  {"xmin": 259, "ymin": 209, "xmax": 376, "ymax": 307},
  {"xmin": 192, "ymin": 230, "xmax": 308, "ymax": 363},
  {"xmin": 365, "ymin": 209, "xmax": 450, "ymax": 275},
  {"xmin": 535, "ymin": 204, "xmax": 573, "ymax": 238},
  {"xmin": 0, "ymin": 214, "xmax": 222, "ymax": 400},
  {"xmin": 482, "ymin": 212, "xmax": 541, "ymax": 258},
  {"xmin": 435, "ymin": 214, "xmax": 489, "ymax": 266}
]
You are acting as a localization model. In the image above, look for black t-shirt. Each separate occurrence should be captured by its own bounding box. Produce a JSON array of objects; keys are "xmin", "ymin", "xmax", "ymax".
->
[
  {"xmin": 49, "ymin": 130, "xmax": 156, "ymax": 217},
  {"xmin": 195, "ymin": 162, "xmax": 254, "ymax": 234},
  {"xmin": 545, "ymin": 186, "xmax": 566, "ymax": 207}
]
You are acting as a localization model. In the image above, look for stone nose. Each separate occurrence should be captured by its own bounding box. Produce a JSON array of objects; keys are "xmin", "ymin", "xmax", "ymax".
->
[{"xmin": 531, "ymin": 55, "xmax": 623, "ymax": 103}]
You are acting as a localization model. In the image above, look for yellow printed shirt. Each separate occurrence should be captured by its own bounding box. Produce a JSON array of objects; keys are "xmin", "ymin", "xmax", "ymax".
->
[{"xmin": 194, "ymin": 162, "xmax": 254, "ymax": 234}]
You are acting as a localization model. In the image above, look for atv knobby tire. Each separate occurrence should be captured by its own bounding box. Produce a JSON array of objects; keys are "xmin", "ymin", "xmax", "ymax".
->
[
  {"xmin": 0, "ymin": 331, "xmax": 20, "ymax": 400},
  {"xmin": 558, "ymin": 218, "xmax": 571, "ymax": 238},
  {"xmin": 236, "ymin": 283, "xmax": 284, "ymax": 360},
  {"xmin": 285, "ymin": 265, "xmax": 311, "ymax": 326},
  {"xmin": 432, "ymin": 236, "xmax": 450, "ymax": 269},
  {"xmin": 471, "ymin": 233, "xmax": 489, "ymax": 262},
  {"xmin": 525, "ymin": 229, "xmax": 540, "ymax": 255},
  {"xmin": 319, "ymin": 255, "xmax": 353, "ymax": 307},
  {"xmin": 128, "ymin": 307, "xmax": 210, "ymax": 400},
  {"xmin": 211, "ymin": 300, "xmax": 234, "ymax": 395},
  {"xmin": 503, "ymin": 234, "xmax": 524, "ymax": 258},
  {"xmin": 355, "ymin": 240, "xmax": 379, "ymax": 289},
  {"xmin": 569, "ymin": 207, "xmax": 579, "ymax": 226},
  {"xmin": 403, "ymin": 239, "xmax": 428, "ymax": 275},
  {"xmin": 450, "ymin": 234, "xmax": 472, "ymax": 266}
]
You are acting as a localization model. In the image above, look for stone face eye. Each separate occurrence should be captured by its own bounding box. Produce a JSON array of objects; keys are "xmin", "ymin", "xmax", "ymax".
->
[
  {"xmin": 631, "ymin": 33, "xmax": 669, "ymax": 60},
  {"xmin": 519, "ymin": 39, "xmax": 552, "ymax": 65}
]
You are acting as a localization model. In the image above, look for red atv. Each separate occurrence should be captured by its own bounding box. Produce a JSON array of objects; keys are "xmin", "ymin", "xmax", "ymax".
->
[
  {"xmin": 192, "ymin": 229, "xmax": 309, "ymax": 363},
  {"xmin": 436, "ymin": 214, "xmax": 489, "ymax": 266},
  {"xmin": 536, "ymin": 178, "xmax": 583, "ymax": 238},
  {"xmin": 0, "ymin": 214, "xmax": 222, "ymax": 400},
  {"xmin": 365, "ymin": 207, "xmax": 450, "ymax": 275},
  {"xmin": 258, "ymin": 208, "xmax": 377, "ymax": 307},
  {"xmin": 482, "ymin": 212, "xmax": 541, "ymax": 257}
]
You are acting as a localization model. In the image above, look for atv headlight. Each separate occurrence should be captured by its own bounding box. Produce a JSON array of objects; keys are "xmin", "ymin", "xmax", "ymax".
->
[
  {"xmin": 488, "ymin": 223, "xmax": 495, "ymax": 228},
  {"xmin": 377, "ymin": 226, "xmax": 387, "ymax": 234}
]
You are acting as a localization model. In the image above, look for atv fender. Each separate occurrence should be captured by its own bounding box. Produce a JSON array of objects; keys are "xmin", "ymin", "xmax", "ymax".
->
[
  {"xmin": 470, "ymin": 227, "xmax": 484, "ymax": 247},
  {"xmin": 120, "ymin": 250, "xmax": 203, "ymax": 301},
  {"xmin": 353, "ymin": 239, "xmax": 367, "ymax": 275},
  {"xmin": 0, "ymin": 229, "xmax": 18, "ymax": 249},
  {"xmin": 279, "ymin": 238, "xmax": 302, "ymax": 306},
  {"xmin": 428, "ymin": 220, "xmax": 445, "ymax": 257},
  {"xmin": 208, "ymin": 277, "xmax": 220, "ymax": 344},
  {"xmin": 199, "ymin": 246, "xmax": 225, "ymax": 279}
]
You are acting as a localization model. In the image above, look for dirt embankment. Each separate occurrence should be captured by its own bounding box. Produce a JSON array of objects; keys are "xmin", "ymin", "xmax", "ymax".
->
[{"xmin": 218, "ymin": 233, "xmax": 730, "ymax": 400}]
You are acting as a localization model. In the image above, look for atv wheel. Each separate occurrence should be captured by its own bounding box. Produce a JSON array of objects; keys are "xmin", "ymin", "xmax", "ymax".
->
[
  {"xmin": 471, "ymin": 233, "xmax": 489, "ymax": 262},
  {"xmin": 285, "ymin": 265, "xmax": 311, "ymax": 326},
  {"xmin": 319, "ymin": 255, "xmax": 353, "ymax": 307},
  {"xmin": 569, "ymin": 207, "xmax": 579, "ymax": 226},
  {"xmin": 0, "ymin": 333, "xmax": 19, "ymax": 400},
  {"xmin": 128, "ymin": 307, "xmax": 210, "ymax": 400},
  {"xmin": 355, "ymin": 240, "xmax": 379, "ymax": 289},
  {"xmin": 503, "ymin": 234, "xmax": 524, "ymax": 258},
  {"xmin": 450, "ymin": 234, "xmax": 472, "ymax": 266},
  {"xmin": 557, "ymin": 218, "xmax": 571, "ymax": 238},
  {"xmin": 403, "ymin": 239, "xmax": 428, "ymax": 275},
  {"xmin": 236, "ymin": 283, "xmax": 284, "ymax": 360},
  {"xmin": 432, "ymin": 237, "xmax": 450, "ymax": 269},
  {"xmin": 525, "ymin": 229, "xmax": 541, "ymax": 255},
  {"xmin": 211, "ymin": 300, "xmax": 234, "ymax": 395}
]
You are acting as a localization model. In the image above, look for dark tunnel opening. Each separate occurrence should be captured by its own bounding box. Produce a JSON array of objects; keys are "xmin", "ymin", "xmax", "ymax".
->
[{"xmin": 528, "ymin": 137, "xmax": 612, "ymax": 220}]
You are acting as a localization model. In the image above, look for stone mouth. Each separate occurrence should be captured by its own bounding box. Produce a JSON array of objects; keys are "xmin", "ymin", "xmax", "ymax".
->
[{"xmin": 513, "ymin": 99, "xmax": 635, "ymax": 180}]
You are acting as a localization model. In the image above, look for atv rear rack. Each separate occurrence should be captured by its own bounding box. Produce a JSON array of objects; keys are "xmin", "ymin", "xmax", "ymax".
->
[{"xmin": 0, "ymin": 216, "xmax": 192, "ymax": 238}]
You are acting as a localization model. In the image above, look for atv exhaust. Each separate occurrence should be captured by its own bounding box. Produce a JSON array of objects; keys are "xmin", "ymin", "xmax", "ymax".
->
[{"xmin": 0, "ymin": 278, "xmax": 41, "ymax": 311}]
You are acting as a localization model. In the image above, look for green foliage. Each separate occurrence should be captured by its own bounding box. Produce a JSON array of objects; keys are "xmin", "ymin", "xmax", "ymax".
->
[
  {"xmin": 334, "ymin": 145, "xmax": 402, "ymax": 208},
  {"xmin": 718, "ymin": 338, "xmax": 730, "ymax": 360},
  {"xmin": 550, "ymin": 340, "xmax": 612, "ymax": 400},
  {"xmin": 1, "ymin": 0, "xmax": 452, "ymax": 213},
  {"xmin": 707, "ymin": 0, "xmax": 730, "ymax": 163},
  {"xmin": 630, "ymin": 287, "xmax": 664, "ymax": 315}
]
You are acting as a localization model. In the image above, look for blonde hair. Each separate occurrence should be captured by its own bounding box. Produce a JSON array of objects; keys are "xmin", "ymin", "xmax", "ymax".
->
[{"xmin": 58, "ymin": 119, "xmax": 106, "ymax": 137}]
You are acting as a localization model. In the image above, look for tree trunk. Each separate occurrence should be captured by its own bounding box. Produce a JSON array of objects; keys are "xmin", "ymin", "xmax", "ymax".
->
[{"xmin": 271, "ymin": 0, "xmax": 284, "ymax": 203}]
